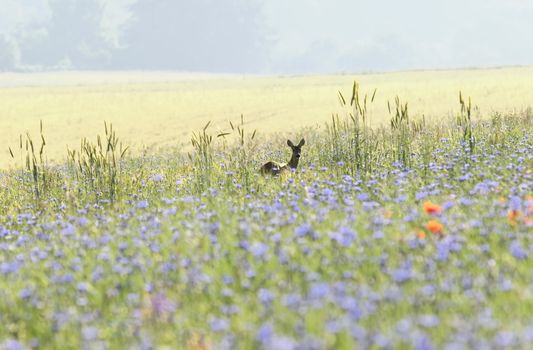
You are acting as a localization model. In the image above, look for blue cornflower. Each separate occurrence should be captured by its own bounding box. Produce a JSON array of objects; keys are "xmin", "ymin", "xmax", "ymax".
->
[
  {"xmin": 330, "ymin": 226, "xmax": 357, "ymax": 247},
  {"xmin": 294, "ymin": 224, "xmax": 312, "ymax": 238},
  {"xmin": 419, "ymin": 314, "xmax": 440, "ymax": 328},
  {"xmin": 413, "ymin": 333, "xmax": 435, "ymax": 350},
  {"xmin": 391, "ymin": 266, "xmax": 412, "ymax": 283},
  {"xmin": 150, "ymin": 293, "xmax": 176, "ymax": 318},
  {"xmin": 150, "ymin": 173, "xmax": 164, "ymax": 182},
  {"xmin": 420, "ymin": 284, "xmax": 435, "ymax": 297},
  {"xmin": 137, "ymin": 200, "xmax": 149, "ymax": 209},
  {"xmin": 209, "ymin": 317, "xmax": 229, "ymax": 332},
  {"xmin": 256, "ymin": 322, "xmax": 273, "ymax": 344},
  {"xmin": 258, "ymin": 288, "xmax": 274, "ymax": 305},
  {"xmin": 19, "ymin": 288, "xmax": 32, "ymax": 299},
  {"xmin": 250, "ymin": 242, "xmax": 269, "ymax": 258},
  {"xmin": 494, "ymin": 331, "xmax": 515, "ymax": 348},
  {"xmin": 282, "ymin": 293, "xmax": 301, "ymax": 309},
  {"xmin": 395, "ymin": 194, "xmax": 408, "ymax": 203},
  {"xmin": 1, "ymin": 339, "xmax": 25, "ymax": 350},
  {"xmin": 442, "ymin": 201, "xmax": 454, "ymax": 210},
  {"xmin": 508, "ymin": 196, "xmax": 522, "ymax": 211},
  {"xmin": 415, "ymin": 191, "xmax": 429, "ymax": 200},
  {"xmin": 396, "ymin": 318, "xmax": 412, "ymax": 333},
  {"xmin": 265, "ymin": 336, "xmax": 297, "ymax": 350},
  {"xmin": 77, "ymin": 282, "xmax": 89, "ymax": 293},
  {"xmin": 436, "ymin": 242, "xmax": 450, "ymax": 261},
  {"xmin": 321, "ymin": 187, "xmax": 334, "ymax": 198},
  {"xmin": 325, "ymin": 320, "xmax": 341, "ymax": 333},
  {"xmin": 77, "ymin": 216, "xmax": 89, "ymax": 227},
  {"xmin": 357, "ymin": 192, "xmax": 370, "ymax": 201},
  {"xmin": 509, "ymin": 241, "xmax": 527, "ymax": 260},
  {"xmin": 82, "ymin": 326, "xmax": 99, "ymax": 341},
  {"xmin": 309, "ymin": 283, "xmax": 330, "ymax": 300},
  {"xmin": 1, "ymin": 261, "xmax": 22, "ymax": 275},
  {"xmin": 523, "ymin": 326, "xmax": 533, "ymax": 341},
  {"xmin": 61, "ymin": 224, "xmax": 76, "ymax": 236}
]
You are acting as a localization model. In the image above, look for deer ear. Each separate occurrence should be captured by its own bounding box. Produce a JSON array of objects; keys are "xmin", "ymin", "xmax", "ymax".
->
[
  {"xmin": 298, "ymin": 138, "xmax": 305, "ymax": 147},
  {"xmin": 287, "ymin": 140, "xmax": 294, "ymax": 147}
]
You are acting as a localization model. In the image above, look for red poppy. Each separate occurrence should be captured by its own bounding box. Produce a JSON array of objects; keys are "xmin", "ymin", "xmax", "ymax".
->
[
  {"xmin": 426, "ymin": 220, "xmax": 444, "ymax": 235},
  {"xmin": 423, "ymin": 201, "xmax": 442, "ymax": 215}
]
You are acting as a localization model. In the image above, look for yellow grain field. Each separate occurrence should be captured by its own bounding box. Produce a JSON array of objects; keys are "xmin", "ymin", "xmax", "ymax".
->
[{"xmin": 1, "ymin": 66, "xmax": 532, "ymax": 168}]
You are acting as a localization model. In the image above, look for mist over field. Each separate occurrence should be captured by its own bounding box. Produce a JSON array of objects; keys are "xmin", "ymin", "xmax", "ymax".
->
[{"xmin": 1, "ymin": 0, "xmax": 533, "ymax": 74}]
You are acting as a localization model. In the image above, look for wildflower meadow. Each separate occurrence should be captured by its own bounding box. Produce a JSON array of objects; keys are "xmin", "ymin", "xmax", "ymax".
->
[{"xmin": 1, "ymin": 82, "xmax": 532, "ymax": 349}]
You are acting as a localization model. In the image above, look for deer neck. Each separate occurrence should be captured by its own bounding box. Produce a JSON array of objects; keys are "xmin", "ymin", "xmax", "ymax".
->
[{"xmin": 288, "ymin": 153, "xmax": 300, "ymax": 169}]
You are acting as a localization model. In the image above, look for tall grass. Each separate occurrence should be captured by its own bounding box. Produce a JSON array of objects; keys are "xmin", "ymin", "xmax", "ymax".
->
[
  {"xmin": 8, "ymin": 121, "xmax": 55, "ymax": 200},
  {"xmin": 323, "ymin": 81, "xmax": 379, "ymax": 176},
  {"xmin": 388, "ymin": 96, "xmax": 413, "ymax": 167},
  {"xmin": 67, "ymin": 122, "xmax": 128, "ymax": 202},
  {"xmin": 458, "ymin": 91, "xmax": 476, "ymax": 153},
  {"xmin": 217, "ymin": 114, "xmax": 258, "ymax": 192},
  {"xmin": 3, "ymin": 83, "xmax": 531, "ymax": 207},
  {"xmin": 322, "ymin": 82, "xmax": 422, "ymax": 176},
  {"xmin": 188, "ymin": 121, "xmax": 215, "ymax": 192}
]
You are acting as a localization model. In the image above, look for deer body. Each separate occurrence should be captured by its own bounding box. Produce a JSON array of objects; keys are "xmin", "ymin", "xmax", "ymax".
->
[{"xmin": 261, "ymin": 139, "xmax": 305, "ymax": 176}]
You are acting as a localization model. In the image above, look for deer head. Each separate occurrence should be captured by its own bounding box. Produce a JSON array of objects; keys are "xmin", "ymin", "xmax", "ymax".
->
[{"xmin": 287, "ymin": 138, "xmax": 305, "ymax": 169}]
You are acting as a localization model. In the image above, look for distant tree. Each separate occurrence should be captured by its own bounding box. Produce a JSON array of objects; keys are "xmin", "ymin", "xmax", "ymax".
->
[
  {"xmin": 112, "ymin": 0, "xmax": 269, "ymax": 73},
  {"xmin": 21, "ymin": 0, "xmax": 112, "ymax": 70},
  {"xmin": 0, "ymin": 34, "xmax": 19, "ymax": 70}
]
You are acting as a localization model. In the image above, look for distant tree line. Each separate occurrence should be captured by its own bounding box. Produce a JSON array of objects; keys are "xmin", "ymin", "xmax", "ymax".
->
[{"xmin": 0, "ymin": 0, "xmax": 269, "ymax": 73}]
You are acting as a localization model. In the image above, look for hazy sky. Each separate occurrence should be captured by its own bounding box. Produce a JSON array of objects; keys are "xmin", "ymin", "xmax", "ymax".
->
[{"xmin": 1, "ymin": 0, "xmax": 532, "ymax": 73}]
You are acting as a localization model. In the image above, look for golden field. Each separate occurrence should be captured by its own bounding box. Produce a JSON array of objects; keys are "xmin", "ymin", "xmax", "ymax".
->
[{"xmin": 1, "ymin": 66, "xmax": 532, "ymax": 168}]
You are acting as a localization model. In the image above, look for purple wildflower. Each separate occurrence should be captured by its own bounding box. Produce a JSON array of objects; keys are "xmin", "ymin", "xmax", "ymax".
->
[
  {"xmin": 436, "ymin": 242, "xmax": 450, "ymax": 261},
  {"xmin": 419, "ymin": 314, "xmax": 440, "ymax": 328},
  {"xmin": 357, "ymin": 192, "xmax": 370, "ymax": 201},
  {"xmin": 150, "ymin": 293, "xmax": 176, "ymax": 318},
  {"xmin": 258, "ymin": 288, "xmax": 274, "ymax": 305},
  {"xmin": 413, "ymin": 333, "xmax": 435, "ymax": 350},
  {"xmin": 61, "ymin": 224, "xmax": 76, "ymax": 236},
  {"xmin": 523, "ymin": 326, "xmax": 533, "ymax": 341},
  {"xmin": 508, "ymin": 196, "xmax": 522, "ymax": 211},
  {"xmin": 391, "ymin": 266, "xmax": 412, "ymax": 283},
  {"xmin": 282, "ymin": 293, "xmax": 301, "ymax": 309},
  {"xmin": 395, "ymin": 194, "xmax": 408, "ymax": 203},
  {"xmin": 415, "ymin": 191, "xmax": 429, "ymax": 200},
  {"xmin": 330, "ymin": 226, "xmax": 357, "ymax": 247},
  {"xmin": 150, "ymin": 174, "xmax": 164, "ymax": 182},
  {"xmin": 256, "ymin": 323, "xmax": 274, "ymax": 344},
  {"xmin": 1, "ymin": 261, "xmax": 22, "ymax": 275},
  {"xmin": 309, "ymin": 283, "xmax": 330, "ymax": 300},
  {"xmin": 264, "ymin": 335, "xmax": 297, "ymax": 350},
  {"xmin": 137, "ymin": 200, "xmax": 149, "ymax": 209},
  {"xmin": 494, "ymin": 331, "xmax": 515, "ymax": 347},
  {"xmin": 325, "ymin": 319, "xmax": 342, "ymax": 333},
  {"xmin": 509, "ymin": 241, "xmax": 527, "ymax": 260},
  {"xmin": 294, "ymin": 224, "xmax": 312, "ymax": 238},
  {"xmin": 19, "ymin": 288, "xmax": 32, "ymax": 299},
  {"xmin": 396, "ymin": 318, "xmax": 412, "ymax": 333},
  {"xmin": 209, "ymin": 317, "xmax": 229, "ymax": 332},
  {"xmin": 82, "ymin": 326, "xmax": 99, "ymax": 341},
  {"xmin": 250, "ymin": 242, "xmax": 269, "ymax": 258},
  {"xmin": 1, "ymin": 339, "xmax": 25, "ymax": 350}
]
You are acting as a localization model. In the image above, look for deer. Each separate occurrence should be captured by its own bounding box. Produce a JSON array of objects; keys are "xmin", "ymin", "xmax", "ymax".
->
[{"xmin": 260, "ymin": 139, "xmax": 305, "ymax": 176}]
